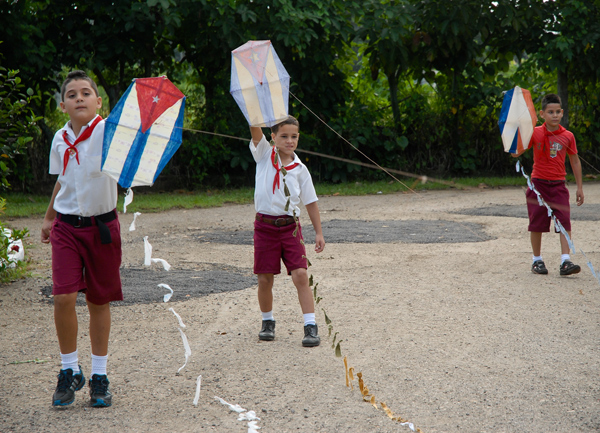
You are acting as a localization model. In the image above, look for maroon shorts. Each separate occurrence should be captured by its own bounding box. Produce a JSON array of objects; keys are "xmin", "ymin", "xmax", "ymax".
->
[
  {"xmin": 50, "ymin": 216, "xmax": 123, "ymax": 305},
  {"xmin": 254, "ymin": 214, "xmax": 307, "ymax": 275},
  {"xmin": 526, "ymin": 178, "xmax": 571, "ymax": 233}
]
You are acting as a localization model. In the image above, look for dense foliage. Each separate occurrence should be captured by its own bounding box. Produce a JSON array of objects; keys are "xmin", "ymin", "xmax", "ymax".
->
[{"xmin": 2, "ymin": 0, "xmax": 599, "ymax": 191}]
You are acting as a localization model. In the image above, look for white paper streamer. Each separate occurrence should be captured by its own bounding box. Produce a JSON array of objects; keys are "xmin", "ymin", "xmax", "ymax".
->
[
  {"xmin": 129, "ymin": 212, "xmax": 142, "ymax": 231},
  {"xmin": 177, "ymin": 327, "xmax": 191, "ymax": 374},
  {"xmin": 160, "ymin": 283, "xmax": 173, "ymax": 302},
  {"xmin": 247, "ymin": 421, "xmax": 261, "ymax": 432},
  {"xmin": 400, "ymin": 421, "xmax": 416, "ymax": 431},
  {"xmin": 143, "ymin": 237, "xmax": 171, "ymax": 270},
  {"xmin": 215, "ymin": 396, "xmax": 262, "ymax": 432},
  {"xmin": 152, "ymin": 258, "xmax": 172, "ymax": 271},
  {"xmin": 193, "ymin": 375, "xmax": 202, "ymax": 406},
  {"xmin": 123, "ymin": 187, "xmax": 134, "ymax": 213},
  {"xmin": 215, "ymin": 396, "xmax": 246, "ymax": 413},
  {"xmin": 238, "ymin": 411, "xmax": 260, "ymax": 421},
  {"xmin": 581, "ymin": 249, "xmax": 600, "ymax": 286},
  {"xmin": 169, "ymin": 307, "xmax": 186, "ymax": 328},
  {"xmin": 144, "ymin": 236, "xmax": 152, "ymax": 266}
]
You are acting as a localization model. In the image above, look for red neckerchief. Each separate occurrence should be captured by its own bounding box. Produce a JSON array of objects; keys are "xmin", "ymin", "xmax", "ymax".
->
[
  {"xmin": 62, "ymin": 116, "xmax": 103, "ymax": 175},
  {"xmin": 271, "ymin": 147, "xmax": 299, "ymax": 193}
]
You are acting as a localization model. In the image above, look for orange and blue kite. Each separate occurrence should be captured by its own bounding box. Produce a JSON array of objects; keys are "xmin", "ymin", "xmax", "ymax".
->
[{"xmin": 498, "ymin": 86, "xmax": 537, "ymax": 154}]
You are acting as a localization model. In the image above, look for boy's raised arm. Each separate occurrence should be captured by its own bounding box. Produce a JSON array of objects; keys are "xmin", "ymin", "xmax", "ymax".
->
[{"xmin": 251, "ymin": 126, "xmax": 264, "ymax": 147}]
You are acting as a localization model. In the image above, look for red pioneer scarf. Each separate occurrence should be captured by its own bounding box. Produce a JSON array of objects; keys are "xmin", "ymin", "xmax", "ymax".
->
[
  {"xmin": 62, "ymin": 116, "xmax": 103, "ymax": 175},
  {"xmin": 271, "ymin": 147, "xmax": 299, "ymax": 193}
]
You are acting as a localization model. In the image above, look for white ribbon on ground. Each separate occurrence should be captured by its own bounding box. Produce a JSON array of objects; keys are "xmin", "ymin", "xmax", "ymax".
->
[
  {"xmin": 176, "ymin": 327, "xmax": 191, "ymax": 374},
  {"xmin": 123, "ymin": 187, "xmax": 134, "ymax": 213},
  {"xmin": 129, "ymin": 212, "xmax": 142, "ymax": 231},
  {"xmin": 168, "ymin": 307, "xmax": 186, "ymax": 328},
  {"xmin": 214, "ymin": 396, "xmax": 246, "ymax": 413},
  {"xmin": 581, "ymin": 249, "xmax": 600, "ymax": 286},
  {"xmin": 160, "ymin": 283, "xmax": 173, "ymax": 302},
  {"xmin": 193, "ymin": 375, "xmax": 202, "ymax": 406},
  {"xmin": 215, "ymin": 396, "xmax": 262, "ymax": 432},
  {"xmin": 143, "ymin": 236, "xmax": 172, "ymax": 270}
]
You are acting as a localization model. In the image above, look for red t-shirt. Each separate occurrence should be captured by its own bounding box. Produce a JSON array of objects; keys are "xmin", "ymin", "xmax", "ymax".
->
[{"xmin": 529, "ymin": 123, "xmax": 577, "ymax": 181}]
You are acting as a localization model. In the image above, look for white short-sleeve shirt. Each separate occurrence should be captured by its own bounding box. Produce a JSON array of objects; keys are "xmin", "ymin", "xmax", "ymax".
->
[
  {"xmin": 250, "ymin": 135, "xmax": 317, "ymax": 217},
  {"xmin": 49, "ymin": 115, "xmax": 118, "ymax": 216}
]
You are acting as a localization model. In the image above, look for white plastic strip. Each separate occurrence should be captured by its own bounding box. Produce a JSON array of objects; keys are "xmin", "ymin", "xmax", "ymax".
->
[
  {"xmin": 143, "ymin": 237, "xmax": 171, "ymax": 270},
  {"xmin": 159, "ymin": 283, "xmax": 173, "ymax": 302},
  {"xmin": 581, "ymin": 249, "xmax": 600, "ymax": 286},
  {"xmin": 144, "ymin": 236, "xmax": 152, "ymax": 266},
  {"xmin": 129, "ymin": 212, "xmax": 142, "ymax": 231},
  {"xmin": 214, "ymin": 396, "xmax": 246, "ymax": 413},
  {"xmin": 193, "ymin": 375, "xmax": 202, "ymax": 406},
  {"xmin": 177, "ymin": 327, "xmax": 191, "ymax": 374},
  {"xmin": 123, "ymin": 187, "xmax": 134, "ymax": 213},
  {"xmin": 169, "ymin": 307, "xmax": 186, "ymax": 328},
  {"xmin": 152, "ymin": 258, "xmax": 172, "ymax": 271}
]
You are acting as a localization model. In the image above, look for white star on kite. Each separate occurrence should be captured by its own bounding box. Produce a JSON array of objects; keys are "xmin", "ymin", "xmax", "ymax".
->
[{"xmin": 153, "ymin": 96, "xmax": 160, "ymax": 103}]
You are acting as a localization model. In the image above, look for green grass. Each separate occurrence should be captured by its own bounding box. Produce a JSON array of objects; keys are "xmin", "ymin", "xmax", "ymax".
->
[{"xmin": 0, "ymin": 176, "xmax": 536, "ymax": 219}]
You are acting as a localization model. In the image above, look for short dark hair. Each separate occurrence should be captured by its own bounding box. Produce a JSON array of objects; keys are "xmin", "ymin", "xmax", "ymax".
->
[
  {"xmin": 541, "ymin": 94, "xmax": 562, "ymax": 111},
  {"xmin": 60, "ymin": 70, "xmax": 99, "ymax": 101},
  {"xmin": 271, "ymin": 115, "xmax": 300, "ymax": 134}
]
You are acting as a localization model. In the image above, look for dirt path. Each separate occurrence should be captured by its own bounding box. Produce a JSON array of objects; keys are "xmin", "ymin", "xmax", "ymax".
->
[{"xmin": 1, "ymin": 184, "xmax": 599, "ymax": 432}]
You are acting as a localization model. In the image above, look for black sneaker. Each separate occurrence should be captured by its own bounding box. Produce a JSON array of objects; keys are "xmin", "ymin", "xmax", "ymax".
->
[
  {"xmin": 52, "ymin": 366, "xmax": 85, "ymax": 407},
  {"xmin": 560, "ymin": 260, "xmax": 581, "ymax": 276},
  {"xmin": 89, "ymin": 374, "xmax": 112, "ymax": 407},
  {"xmin": 302, "ymin": 324, "xmax": 320, "ymax": 347},
  {"xmin": 532, "ymin": 260, "xmax": 548, "ymax": 274},
  {"xmin": 258, "ymin": 320, "xmax": 275, "ymax": 341}
]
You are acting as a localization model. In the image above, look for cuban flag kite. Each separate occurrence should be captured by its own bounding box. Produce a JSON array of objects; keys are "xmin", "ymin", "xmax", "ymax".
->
[
  {"xmin": 102, "ymin": 76, "xmax": 186, "ymax": 188},
  {"xmin": 230, "ymin": 40, "xmax": 290, "ymax": 127},
  {"xmin": 498, "ymin": 86, "xmax": 537, "ymax": 154}
]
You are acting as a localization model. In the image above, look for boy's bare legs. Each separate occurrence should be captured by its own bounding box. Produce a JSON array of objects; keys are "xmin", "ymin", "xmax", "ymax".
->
[
  {"xmin": 560, "ymin": 231, "xmax": 572, "ymax": 255},
  {"xmin": 257, "ymin": 273, "xmax": 274, "ymax": 313},
  {"xmin": 87, "ymin": 300, "xmax": 111, "ymax": 357},
  {"xmin": 290, "ymin": 268, "xmax": 314, "ymax": 314},
  {"xmin": 54, "ymin": 292, "xmax": 79, "ymax": 354},
  {"xmin": 530, "ymin": 231, "xmax": 543, "ymax": 257},
  {"xmin": 291, "ymin": 267, "xmax": 320, "ymax": 347}
]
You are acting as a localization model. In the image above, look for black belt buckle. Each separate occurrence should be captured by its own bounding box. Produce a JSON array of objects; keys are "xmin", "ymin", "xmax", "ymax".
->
[
  {"xmin": 274, "ymin": 218, "xmax": 287, "ymax": 227},
  {"xmin": 74, "ymin": 216, "xmax": 83, "ymax": 228}
]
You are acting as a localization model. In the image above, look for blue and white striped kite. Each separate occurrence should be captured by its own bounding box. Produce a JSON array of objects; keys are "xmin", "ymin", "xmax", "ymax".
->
[
  {"xmin": 102, "ymin": 76, "xmax": 186, "ymax": 188},
  {"xmin": 498, "ymin": 86, "xmax": 537, "ymax": 154},
  {"xmin": 230, "ymin": 40, "xmax": 290, "ymax": 128}
]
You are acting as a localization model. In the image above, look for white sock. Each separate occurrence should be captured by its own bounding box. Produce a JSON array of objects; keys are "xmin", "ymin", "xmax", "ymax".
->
[
  {"xmin": 303, "ymin": 313, "xmax": 316, "ymax": 326},
  {"xmin": 91, "ymin": 354, "xmax": 108, "ymax": 376},
  {"xmin": 261, "ymin": 311, "xmax": 274, "ymax": 321},
  {"xmin": 532, "ymin": 255, "xmax": 543, "ymax": 263},
  {"xmin": 60, "ymin": 350, "xmax": 79, "ymax": 373},
  {"xmin": 561, "ymin": 254, "xmax": 570, "ymax": 264}
]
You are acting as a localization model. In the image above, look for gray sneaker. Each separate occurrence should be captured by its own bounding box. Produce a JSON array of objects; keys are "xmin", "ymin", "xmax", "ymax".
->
[
  {"xmin": 258, "ymin": 320, "xmax": 275, "ymax": 341},
  {"xmin": 302, "ymin": 324, "xmax": 320, "ymax": 347},
  {"xmin": 52, "ymin": 366, "xmax": 85, "ymax": 406},
  {"xmin": 89, "ymin": 374, "xmax": 112, "ymax": 408}
]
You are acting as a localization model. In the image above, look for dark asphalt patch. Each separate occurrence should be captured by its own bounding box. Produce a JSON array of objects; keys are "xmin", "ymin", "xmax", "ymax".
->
[
  {"xmin": 195, "ymin": 219, "xmax": 494, "ymax": 245},
  {"xmin": 454, "ymin": 203, "xmax": 600, "ymax": 220},
  {"xmin": 40, "ymin": 264, "xmax": 256, "ymax": 307}
]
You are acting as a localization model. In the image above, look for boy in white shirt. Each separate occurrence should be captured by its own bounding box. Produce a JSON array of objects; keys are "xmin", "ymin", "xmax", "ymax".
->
[
  {"xmin": 250, "ymin": 116, "xmax": 325, "ymax": 347},
  {"xmin": 41, "ymin": 70, "xmax": 121, "ymax": 407}
]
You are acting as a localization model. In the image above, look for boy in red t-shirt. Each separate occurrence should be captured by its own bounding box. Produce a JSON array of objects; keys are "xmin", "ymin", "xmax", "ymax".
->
[{"xmin": 512, "ymin": 93, "xmax": 584, "ymax": 275}]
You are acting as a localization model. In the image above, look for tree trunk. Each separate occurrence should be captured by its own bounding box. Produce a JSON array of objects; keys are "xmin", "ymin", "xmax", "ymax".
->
[
  {"xmin": 387, "ymin": 71, "xmax": 400, "ymax": 132},
  {"xmin": 557, "ymin": 67, "xmax": 569, "ymax": 128}
]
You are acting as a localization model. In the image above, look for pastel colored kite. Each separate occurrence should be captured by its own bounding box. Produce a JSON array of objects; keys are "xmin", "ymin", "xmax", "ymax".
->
[
  {"xmin": 230, "ymin": 40, "xmax": 290, "ymax": 127},
  {"xmin": 102, "ymin": 76, "xmax": 186, "ymax": 188},
  {"xmin": 498, "ymin": 86, "xmax": 537, "ymax": 154}
]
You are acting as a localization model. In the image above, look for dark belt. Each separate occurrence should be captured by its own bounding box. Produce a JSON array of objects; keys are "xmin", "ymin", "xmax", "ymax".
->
[
  {"xmin": 57, "ymin": 209, "xmax": 117, "ymax": 244},
  {"xmin": 532, "ymin": 178, "xmax": 565, "ymax": 184},
  {"xmin": 255, "ymin": 213, "xmax": 296, "ymax": 227}
]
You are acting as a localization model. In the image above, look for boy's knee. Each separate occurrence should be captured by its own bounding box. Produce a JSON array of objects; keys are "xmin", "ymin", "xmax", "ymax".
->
[{"xmin": 53, "ymin": 292, "xmax": 78, "ymax": 309}]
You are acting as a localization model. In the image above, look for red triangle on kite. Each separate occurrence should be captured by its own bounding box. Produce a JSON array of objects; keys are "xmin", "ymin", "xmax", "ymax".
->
[
  {"xmin": 232, "ymin": 41, "xmax": 271, "ymax": 85},
  {"xmin": 135, "ymin": 77, "xmax": 185, "ymax": 134}
]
